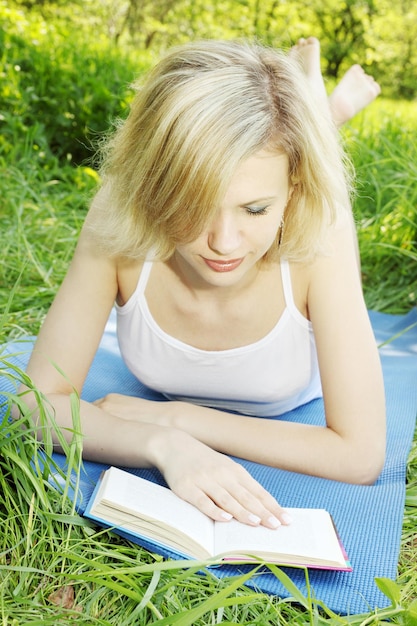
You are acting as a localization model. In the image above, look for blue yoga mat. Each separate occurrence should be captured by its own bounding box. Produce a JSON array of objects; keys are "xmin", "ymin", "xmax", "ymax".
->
[{"xmin": 1, "ymin": 307, "xmax": 417, "ymax": 615}]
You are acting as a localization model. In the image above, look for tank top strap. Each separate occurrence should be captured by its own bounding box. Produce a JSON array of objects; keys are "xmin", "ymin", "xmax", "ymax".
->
[
  {"xmin": 280, "ymin": 259, "xmax": 297, "ymax": 311},
  {"xmin": 136, "ymin": 260, "xmax": 153, "ymax": 295}
]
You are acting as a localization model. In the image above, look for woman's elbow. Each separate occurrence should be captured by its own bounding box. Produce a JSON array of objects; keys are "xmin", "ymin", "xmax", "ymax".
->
[
  {"xmin": 346, "ymin": 443, "xmax": 386, "ymax": 485},
  {"xmin": 11, "ymin": 386, "xmax": 37, "ymax": 421},
  {"xmin": 11, "ymin": 386, "xmax": 59, "ymax": 429}
]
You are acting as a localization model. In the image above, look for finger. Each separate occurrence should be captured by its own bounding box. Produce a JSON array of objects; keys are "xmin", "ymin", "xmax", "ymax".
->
[
  {"xmin": 218, "ymin": 470, "xmax": 292, "ymax": 528},
  {"xmin": 242, "ymin": 480, "xmax": 293, "ymax": 527},
  {"xmin": 211, "ymin": 483, "xmax": 288, "ymax": 529},
  {"xmin": 192, "ymin": 472, "xmax": 290, "ymax": 529},
  {"xmin": 179, "ymin": 485, "xmax": 235, "ymax": 522},
  {"xmin": 175, "ymin": 475, "xmax": 291, "ymax": 528}
]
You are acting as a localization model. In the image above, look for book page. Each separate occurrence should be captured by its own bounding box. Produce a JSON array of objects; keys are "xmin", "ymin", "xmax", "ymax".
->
[
  {"xmin": 213, "ymin": 508, "xmax": 346, "ymax": 566},
  {"xmin": 95, "ymin": 468, "xmax": 214, "ymax": 557}
]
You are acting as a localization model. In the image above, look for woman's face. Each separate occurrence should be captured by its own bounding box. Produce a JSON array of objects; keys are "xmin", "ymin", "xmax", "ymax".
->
[{"xmin": 173, "ymin": 149, "xmax": 291, "ymax": 290}]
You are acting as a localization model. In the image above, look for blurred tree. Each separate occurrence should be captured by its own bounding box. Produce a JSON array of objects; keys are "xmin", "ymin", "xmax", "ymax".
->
[
  {"xmin": 291, "ymin": 0, "xmax": 377, "ymax": 77},
  {"xmin": 113, "ymin": 0, "xmax": 178, "ymax": 47},
  {"xmin": 6, "ymin": 0, "xmax": 417, "ymax": 97},
  {"xmin": 370, "ymin": 0, "xmax": 417, "ymax": 98}
]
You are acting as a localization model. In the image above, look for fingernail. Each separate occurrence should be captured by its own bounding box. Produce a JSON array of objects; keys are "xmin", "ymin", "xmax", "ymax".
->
[
  {"xmin": 267, "ymin": 515, "xmax": 281, "ymax": 528},
  {"xmin": 248, "ymin": 513, "xmax": 262, "ymax": 525},
  {"xmin": 221, "ymin": 511, "xmax": 233, "ymax": 521},
  {"xmin": 281, "ymin": 512, "xmax": 293, "ymax": 525}
]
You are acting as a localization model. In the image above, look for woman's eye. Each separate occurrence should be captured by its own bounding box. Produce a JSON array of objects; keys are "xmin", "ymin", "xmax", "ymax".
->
[{"xmin": 245, "ymin": 205, "xmax": 269, "ymax": 216}]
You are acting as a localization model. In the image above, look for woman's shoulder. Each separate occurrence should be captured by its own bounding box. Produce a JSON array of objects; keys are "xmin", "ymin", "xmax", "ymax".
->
[{"xmin": 116, "ymin": 258, "xmax": 146, "ymax": 306}]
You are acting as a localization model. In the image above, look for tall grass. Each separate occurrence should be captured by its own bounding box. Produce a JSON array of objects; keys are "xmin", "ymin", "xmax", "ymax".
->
[
  {"xmin": 345, "ymin": 100, "xmax": 417, "ymax": 313},
  {"xmin": 1, "ymin": 3, "xmax": 417, "ymax": 623}
]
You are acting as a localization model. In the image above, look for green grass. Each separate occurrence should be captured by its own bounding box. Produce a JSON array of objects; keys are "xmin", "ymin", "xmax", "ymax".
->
[
  {"xmin": 1, "ymin": 4, "xmax": 417, "ymax": 622},
  {"xmin": 344, "ymin": 99, "xmax": 417, "ymax": 313}
]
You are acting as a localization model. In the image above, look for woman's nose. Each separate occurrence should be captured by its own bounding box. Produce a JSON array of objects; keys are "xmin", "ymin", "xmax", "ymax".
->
[{"xmin": 207, "ymin": 212, "xmax": 242, "ymax": 255}]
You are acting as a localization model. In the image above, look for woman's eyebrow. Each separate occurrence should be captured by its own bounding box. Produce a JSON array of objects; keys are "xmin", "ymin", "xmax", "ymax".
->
[{"xmin": 241, "ymin": 196, "xmax": 277, "ymax": 205}]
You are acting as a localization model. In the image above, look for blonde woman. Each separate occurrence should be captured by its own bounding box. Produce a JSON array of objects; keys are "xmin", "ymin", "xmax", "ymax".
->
[{"xmin": 20, "ymin": 40, "xmax": 385, "ymax": 530}]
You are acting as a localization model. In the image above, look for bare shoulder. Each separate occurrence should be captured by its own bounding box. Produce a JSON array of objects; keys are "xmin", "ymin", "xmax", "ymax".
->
[
  {"xmin": 115, "ymin": 257, "xmax": 145, "ymax": 306},
  {"xmin": 285, "ymin": 213, "xmax": 358, "ymax": 315},
  {"xmin": 308, "ymin": 213, "xmax": 360, "ymax": 287},
  {"xmin": 25, "ymin": 200, "xmax": 121, "ymax": 393},
  {"xmin": 69, "ymin": 211, "xmax": 117, "ymax": 287},
  {"xmin": 307, "ymin": 213, "xmax": 370, "ymax": 336}
]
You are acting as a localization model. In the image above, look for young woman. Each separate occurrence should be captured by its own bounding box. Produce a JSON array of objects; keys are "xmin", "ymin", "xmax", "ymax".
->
[{"xmin": 20, "ymin": 38, "xmax": 385, "ymax": 531}]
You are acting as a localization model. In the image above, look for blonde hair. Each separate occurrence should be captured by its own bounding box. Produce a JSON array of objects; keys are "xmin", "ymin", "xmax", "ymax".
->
[{"xmin": 93, "ymin": 39, "xmax": 352, "ymax": 262}]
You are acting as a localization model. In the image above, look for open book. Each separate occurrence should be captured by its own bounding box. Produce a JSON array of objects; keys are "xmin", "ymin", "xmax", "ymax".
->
[{"xmin": 84, "ymin": 467, "xmax": 352, "ymax": 571}]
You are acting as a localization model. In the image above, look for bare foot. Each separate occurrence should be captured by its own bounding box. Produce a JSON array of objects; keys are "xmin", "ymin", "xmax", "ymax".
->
[
  {"xmin": 289, "ymin": 37, "xmax": 381, "ymax": 127},
  {"xmin": 328, "ymin": 64, "xmax": 381, "ymax": 127},
  {"xmin": 289, "ymin": 36, "xmax": 328, "ymax": 107}
]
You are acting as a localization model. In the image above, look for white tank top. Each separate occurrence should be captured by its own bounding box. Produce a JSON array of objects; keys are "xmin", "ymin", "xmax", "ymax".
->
[{"xmin": 115, "ymin": 260, "xmax": 322, "ymax": 417}]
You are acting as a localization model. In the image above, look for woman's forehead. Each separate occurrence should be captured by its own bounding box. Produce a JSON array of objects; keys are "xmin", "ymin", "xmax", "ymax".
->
[{"xmin": 222, "ymin": 151, "xmax": 290, "ymax": 202}]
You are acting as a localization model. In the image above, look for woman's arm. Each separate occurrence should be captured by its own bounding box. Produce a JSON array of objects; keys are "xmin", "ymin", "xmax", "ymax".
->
[
  {"xmin": 99, "ymin": 217, "xmax": 385, "ymax": 484},
  {"xmin": 17, "ymin": 198, "xmax": 164, "ymax": 468}
]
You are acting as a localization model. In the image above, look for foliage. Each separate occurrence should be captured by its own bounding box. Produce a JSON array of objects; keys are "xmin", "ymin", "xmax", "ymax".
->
[
  {"xmin": 6, "ymin": 0, "xmax": 417, "ymax": 97},
  {"xmin": 0, "ymin": 1, "xmax": 151, "ymax": 164}
]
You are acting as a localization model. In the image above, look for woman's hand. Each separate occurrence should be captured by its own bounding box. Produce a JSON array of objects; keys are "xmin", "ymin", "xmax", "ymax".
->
[
  {"xmin": 94, "ymin": 394, "xmax": 290, "ymax": 529},
  {"xmin": 152, "ymin": 428, "xmax": 291, "ymax": 529},
  {"xmin": 93, "ymin": 394, "xmax": 169, "ymax": 425}
]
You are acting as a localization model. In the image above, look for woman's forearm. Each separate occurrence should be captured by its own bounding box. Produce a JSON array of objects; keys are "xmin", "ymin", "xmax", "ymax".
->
[
  {"xmin": 169, "ymin": 401, "xmax": 385, "ymax": 485},
  {"xmin": 20, "ymin": 391, "xmax": 174, "ymax": 469},
  {"xmin": 84, "ymin": 394, "xmax": 385, "ymax": 484},
  {"xmin": 28, "ymin": 389, "xmax": 384, "ymax": 486}
]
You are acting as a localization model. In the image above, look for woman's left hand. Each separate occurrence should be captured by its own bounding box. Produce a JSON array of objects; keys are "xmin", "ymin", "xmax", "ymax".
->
[{"xmin": 93, "ymin": 393, "xmax": 170, "ymax": 425}]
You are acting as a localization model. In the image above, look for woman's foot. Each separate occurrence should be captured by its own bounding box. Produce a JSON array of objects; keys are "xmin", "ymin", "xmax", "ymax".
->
[
  {"xmin": 289, "ymin": 36, "xmax": 328, "ymax": 107},
  {"xmin": 289, "ymin": 37, "xmax": 381, "ymax": 127},
  {"xmin": 328, "ymin": 64, "xmax": 381, "ymax": 127}
]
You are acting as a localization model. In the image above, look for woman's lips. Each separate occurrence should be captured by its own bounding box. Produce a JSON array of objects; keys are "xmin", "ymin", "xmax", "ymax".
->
[{"xmin": 203, "ymin": 257, "xmax": 244, "ymax": 272}]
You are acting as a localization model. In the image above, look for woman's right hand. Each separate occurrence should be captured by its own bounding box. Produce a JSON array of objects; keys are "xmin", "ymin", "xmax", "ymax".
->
[{"xmin": 152, "ymin": 428, "xmax": 291, "ymax": 529}]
